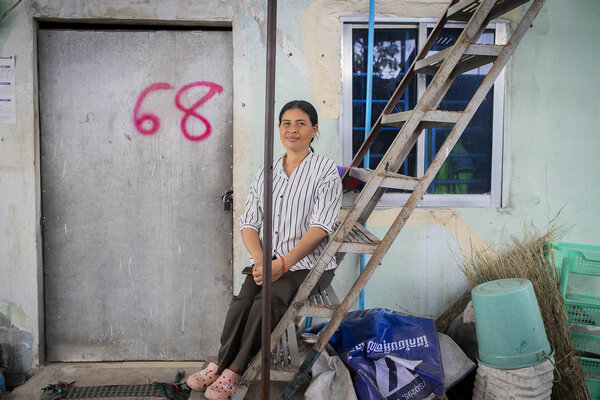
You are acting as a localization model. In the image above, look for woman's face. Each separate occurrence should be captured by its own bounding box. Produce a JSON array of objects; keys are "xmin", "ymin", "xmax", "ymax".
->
[{"xmin": 279, "ymin": 108, "xmax": 317, "ymax": 153}]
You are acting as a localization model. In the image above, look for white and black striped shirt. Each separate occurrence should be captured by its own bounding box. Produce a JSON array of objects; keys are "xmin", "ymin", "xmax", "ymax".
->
[{"xmin": 240, "ymin": 151, "xmax": 342, "ymax": 271}]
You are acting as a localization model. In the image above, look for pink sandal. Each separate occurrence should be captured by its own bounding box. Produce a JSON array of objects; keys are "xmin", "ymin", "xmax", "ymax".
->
[
  {"xmin": 204, "ymin": 369, "xmax": 241, "ymax": 400},
  {"xmin": 186, "ymin": 362, "xmax": 220, "ymax": 391}
]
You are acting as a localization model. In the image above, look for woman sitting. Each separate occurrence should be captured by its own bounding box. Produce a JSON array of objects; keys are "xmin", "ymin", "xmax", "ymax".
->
[{"xmin": 187, "ymin": 100, "xmax": 342, "ymax": 399}]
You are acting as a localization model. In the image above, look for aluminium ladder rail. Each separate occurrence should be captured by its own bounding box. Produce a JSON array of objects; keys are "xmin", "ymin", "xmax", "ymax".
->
[{"xmin": 232, "ymin": 0, "xmax": 546, "ymax": 398}]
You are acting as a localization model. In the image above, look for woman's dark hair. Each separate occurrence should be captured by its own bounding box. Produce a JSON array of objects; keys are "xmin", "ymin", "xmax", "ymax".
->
[
  {"xmin": 278, "ymin": 100, "xmax": 318, "ymax": 126},
  {"xmin": 279, "ymin": 100, "xmax": 319, "ymax": 149}
]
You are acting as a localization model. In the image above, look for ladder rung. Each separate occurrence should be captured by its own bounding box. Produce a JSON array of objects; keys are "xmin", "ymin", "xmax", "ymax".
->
[
  {"xmin": 336, "ymin": 222, "xmax": 381, "ymax": 254},
  {"xmin": 285, "ymin": 323, "xmax": 301, "ymax": 368},
  {"xmin": 382, "ymin": 110, "xmax": 462, "ymax": 129},
  {"xmin": 349, "ymin": 167, "xmax": 419, "ymax": 191},
  {"xmin": 270, "ymin": 323, "xmax": 301, "ymax": 379},
  {"xmin": 270, "ymin": 358, "xmax": 296, "ymax": 380},
  {"xmin": 275, "ymin": 337, "xmax": 282, "ymax": 365},
  {"xmin": 448, "ymin": 0, "xmax": 530, "ymax": 22},
  {"xmin": 297, "ymin": 286, "xmax": 341, "ymax": 318},
  {"xmin": 297, "ymin": 303, "xmax": 337, "ymax": 318},
  {"xmin": 415, "ymin": 44, "xmax": 503, "ymax": 75}
]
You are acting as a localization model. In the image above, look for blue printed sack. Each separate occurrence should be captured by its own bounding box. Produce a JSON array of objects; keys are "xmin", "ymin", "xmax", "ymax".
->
[{"xmin": 327, "ymin": 309, "xmax": 444, "ymax": 400}]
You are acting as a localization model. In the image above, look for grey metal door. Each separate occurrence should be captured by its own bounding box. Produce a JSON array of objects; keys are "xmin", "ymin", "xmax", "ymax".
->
[{"xmin": 39, "ymin": 29, "xmax": 233, "ymax": 361}]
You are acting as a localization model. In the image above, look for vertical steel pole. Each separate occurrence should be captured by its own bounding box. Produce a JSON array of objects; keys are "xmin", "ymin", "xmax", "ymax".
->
[
  {"xmin": 261, "ymin": 0, "xmax": 277, "ymax": 398},
  {"xmin": 360, "ymin": 0, "xmax": 375, "ymax": 311}
]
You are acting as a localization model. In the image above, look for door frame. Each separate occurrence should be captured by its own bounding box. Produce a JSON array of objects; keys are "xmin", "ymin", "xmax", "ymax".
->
[{"xmin": 35, "ymin": 20, "xmax": 235, "ymax": 362}]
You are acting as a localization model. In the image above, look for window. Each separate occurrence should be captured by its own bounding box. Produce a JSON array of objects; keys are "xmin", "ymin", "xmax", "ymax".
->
[{"xmin": 341, "ymin": 20, "xmax": 506, "ymax": 207}]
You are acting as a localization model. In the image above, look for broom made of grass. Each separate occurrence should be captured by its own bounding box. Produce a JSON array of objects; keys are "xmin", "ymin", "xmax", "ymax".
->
[{"xmin": 436, "ymin": 224, "xmax": 589, "ymax": 400}]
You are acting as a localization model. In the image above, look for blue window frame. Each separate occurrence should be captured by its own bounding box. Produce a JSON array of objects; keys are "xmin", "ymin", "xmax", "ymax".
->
[{"xmin": 342, "ymin": 21, "xmax": 505, "ymax": 207}]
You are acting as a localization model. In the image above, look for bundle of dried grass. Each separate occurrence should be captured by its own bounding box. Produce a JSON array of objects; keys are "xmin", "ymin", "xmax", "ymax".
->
[
  {"xmin": 436, "ymin": 291, "xmax": 471, "ymax": 334},
  {"xmin": 436, "ymin": 223, "xmax": 590, "ymax": 400}
]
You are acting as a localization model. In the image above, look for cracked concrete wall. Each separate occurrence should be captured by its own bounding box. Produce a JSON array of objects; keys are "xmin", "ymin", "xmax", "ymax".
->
[
  {"xmin": 234, "ymin": 0, "xmax": 600, "ymax": 317},
  {"xmin": 29, "ymin": 0, "xmax": 233, "ymax": 23},
  {"xmin": 1, "ymin": 0, "xmax": 598, "ymax": 373},
  {"xmin": 1, "ymin": 0, "xmax": 240, "ymax": 374},
  {"xmin": 0, "ymin": 0, "xmax": 42, "ymax": 374},
  {"xmin": 0, "ymin": 310, "xmax": 34, "ymax": 373}
]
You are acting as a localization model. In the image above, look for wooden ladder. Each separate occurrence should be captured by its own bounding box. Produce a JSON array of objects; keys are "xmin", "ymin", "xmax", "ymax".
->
[
  {"xmin": 265, "ymin": 285, "xmax": 340, "ymax": 381},
  {"xmin": 233, "ymin": 0, "xmax": 546, "ymax": 398}
]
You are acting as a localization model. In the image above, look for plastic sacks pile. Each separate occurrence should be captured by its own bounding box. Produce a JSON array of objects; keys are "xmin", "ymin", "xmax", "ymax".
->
[{"xmin": 326, "ymin": 308, "xmax": 445, "ymax": 400}]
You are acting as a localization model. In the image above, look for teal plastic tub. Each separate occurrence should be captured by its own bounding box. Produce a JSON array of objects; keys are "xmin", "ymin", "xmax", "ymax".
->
[{"xmin": 472, "ymin": 278, "xmax": 553, "ymax": 369}]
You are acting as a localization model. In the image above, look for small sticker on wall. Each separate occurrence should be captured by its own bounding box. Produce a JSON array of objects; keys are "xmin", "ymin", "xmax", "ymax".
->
[{"xmin": 0, "ymin": 57, "xmax": 16, "ymax": 124}]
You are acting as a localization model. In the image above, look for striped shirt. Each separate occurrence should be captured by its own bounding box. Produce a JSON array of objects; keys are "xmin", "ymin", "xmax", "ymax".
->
[{"xmin": 240, "ymin": 151, "xmax": 342, "ymax": 271}]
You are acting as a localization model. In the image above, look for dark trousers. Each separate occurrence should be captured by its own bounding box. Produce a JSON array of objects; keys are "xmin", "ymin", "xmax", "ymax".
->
[{"xmin": 216, "ymin": 268, "xmax": 335, "ymax": 374}]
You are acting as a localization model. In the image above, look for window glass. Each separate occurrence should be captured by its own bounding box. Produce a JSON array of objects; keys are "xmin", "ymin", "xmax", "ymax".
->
[
  {"xmin": 352, "ymin": 28, "xmax": 418, "ymax": 178},
  {"xmin": 425, "ymin": 28, "xmax": 495, "ymax": 194},
  {"xmin": 346, "ymin": 22, "xmax": 503, "ymax": 206}
]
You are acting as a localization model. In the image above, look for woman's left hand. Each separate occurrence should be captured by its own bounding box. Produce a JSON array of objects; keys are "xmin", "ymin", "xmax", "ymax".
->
[{"xmin": 253, "ymin": 258, "xmax": 285, "ymax": 286}]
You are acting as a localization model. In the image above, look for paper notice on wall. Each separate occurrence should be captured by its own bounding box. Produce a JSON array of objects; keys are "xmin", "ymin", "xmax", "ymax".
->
[{"xmin": 0, "ymin": 57, "xmax": 16, "ymax": 123}]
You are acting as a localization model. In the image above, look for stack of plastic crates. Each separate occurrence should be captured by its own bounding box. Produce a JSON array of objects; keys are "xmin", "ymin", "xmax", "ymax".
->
[{"xmin": 550, "ymin": 241, "xmax": 600, "ymax": 399}]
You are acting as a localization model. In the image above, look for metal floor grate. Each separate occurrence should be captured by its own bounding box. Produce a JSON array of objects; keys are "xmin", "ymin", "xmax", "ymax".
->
[{"xmin": 42, "ymin": 382, "xmax": 190, "ymax": 400}]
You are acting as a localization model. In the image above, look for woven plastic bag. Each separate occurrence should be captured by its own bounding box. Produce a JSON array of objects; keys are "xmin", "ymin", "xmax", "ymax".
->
[{"xmin": 327, "ymin": 309, "xmax": 445, "ymax": 400}]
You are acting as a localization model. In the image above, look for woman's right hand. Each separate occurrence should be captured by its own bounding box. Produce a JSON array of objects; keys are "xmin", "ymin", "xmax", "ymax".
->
[
  {"xmin": 242, "ymin": 227, "xmax": 264, "ymax": 283},
  {"xmin": 252, "ymin": 262, "xmax": 263, "ymax": 286},
  {"xmin": 252, "ymin": 258, "xmax": 284, "ymax": 286}
]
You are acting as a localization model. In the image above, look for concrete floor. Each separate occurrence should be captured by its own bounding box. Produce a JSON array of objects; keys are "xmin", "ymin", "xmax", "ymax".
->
[{"xmin": 5, "ymin": 362, "xmax": 307, "ymax": 400}]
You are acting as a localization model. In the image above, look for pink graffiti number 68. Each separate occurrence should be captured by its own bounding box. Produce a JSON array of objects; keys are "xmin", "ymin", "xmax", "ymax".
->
[
  {"xmin": 175, "ymin": 81, "xmax": 223, "ymax": 142},
  {"xmin": 133, "ymin": 81, "xmax": 223, "ymax": 141},
  {"xmin": 133, "ymin": 82, "xmax": 173, "ymax": 135}
]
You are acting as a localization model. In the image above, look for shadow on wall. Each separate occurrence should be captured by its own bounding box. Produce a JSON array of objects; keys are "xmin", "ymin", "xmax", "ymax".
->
[{"xmin": 0, "ymin": 313, "xmax": 33, "ymax": 374}]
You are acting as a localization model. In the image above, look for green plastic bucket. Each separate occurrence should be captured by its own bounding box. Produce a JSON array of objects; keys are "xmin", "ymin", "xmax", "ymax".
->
[{"xmin": 471, "ymin": 278, "xmax": 553, "ymax": 369}]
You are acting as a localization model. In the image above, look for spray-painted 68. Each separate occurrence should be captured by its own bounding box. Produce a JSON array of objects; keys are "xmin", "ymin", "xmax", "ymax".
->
[{"xmin": 133, "ymin": 81, "xmax": 223, "ymax": 141}]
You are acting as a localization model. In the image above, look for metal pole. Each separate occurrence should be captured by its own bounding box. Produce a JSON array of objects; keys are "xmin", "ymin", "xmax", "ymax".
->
[
  {"xmin": 261, "ymin": 0, "xmax": 277, "ymax": 398},
  {"xmin": 360, "ymin": 0, "xmax": 375, "ymax": 311}
]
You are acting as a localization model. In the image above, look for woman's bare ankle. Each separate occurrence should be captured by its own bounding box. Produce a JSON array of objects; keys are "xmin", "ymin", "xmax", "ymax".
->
[{"xmin": 227, "ymin": 362, "xmax": 241, "ymax": 375}]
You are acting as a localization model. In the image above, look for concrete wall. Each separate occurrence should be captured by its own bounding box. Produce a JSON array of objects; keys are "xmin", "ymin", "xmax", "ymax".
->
[
  {"xmin": 0, "ymin": 0, "xmax": 41, "ymax": 374},
  {"xmin": 1, "ymin": 0, "xmax": 598, "ymax": 373}
]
